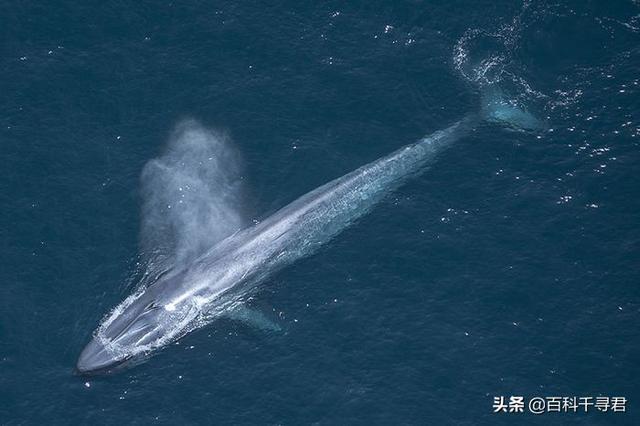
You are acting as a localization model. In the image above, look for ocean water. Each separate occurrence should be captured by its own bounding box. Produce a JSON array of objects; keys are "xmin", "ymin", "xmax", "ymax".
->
[{"xmin": 1, "ymin": 1, "xmax": 639, "ymax": 424}]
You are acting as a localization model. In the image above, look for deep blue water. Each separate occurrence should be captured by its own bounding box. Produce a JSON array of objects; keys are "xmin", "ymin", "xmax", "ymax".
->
[{"xmin": 2, "ymin": 1, "xmax": 639, "ymax": 424}]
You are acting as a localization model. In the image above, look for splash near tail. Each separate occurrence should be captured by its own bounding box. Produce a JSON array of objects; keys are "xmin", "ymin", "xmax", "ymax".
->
[{"xmin": 453, "ymin": 2, "xmax": 547, "ymax": 132}]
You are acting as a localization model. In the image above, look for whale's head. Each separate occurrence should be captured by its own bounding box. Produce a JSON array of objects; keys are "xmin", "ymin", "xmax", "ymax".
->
[{"xmin": 76, "ymin": 283, "xmax": 198, "ymax": 374}]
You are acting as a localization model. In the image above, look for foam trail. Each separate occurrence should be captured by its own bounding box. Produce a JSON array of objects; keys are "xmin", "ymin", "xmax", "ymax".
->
[
  {"xmin": 139, "ymin": 120, "xmax": 247, "ymax": 270},
  {"xmin": 453, "ymin": 0, "xmax": 548, "ymax": 118}
]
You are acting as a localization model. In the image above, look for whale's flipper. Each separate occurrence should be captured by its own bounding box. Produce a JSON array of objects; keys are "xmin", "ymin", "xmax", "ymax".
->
[
  {"xmin": 225, "ymin": 305, "xmax": 282, "ymax": 332},
  {"xmin": 481, "ymin": 84, "xmax": 544, "ymax": 131}
]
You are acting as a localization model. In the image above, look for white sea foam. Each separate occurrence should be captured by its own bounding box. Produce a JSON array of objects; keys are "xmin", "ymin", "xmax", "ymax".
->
[{"xmin": 453, "ymin": 1, "xmax": 547, "ymax": 96}]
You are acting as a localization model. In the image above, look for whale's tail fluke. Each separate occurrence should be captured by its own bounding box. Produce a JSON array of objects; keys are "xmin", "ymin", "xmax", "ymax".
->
[{"xmin": 480, "ymin": 84, "xmax": 544, "ymax": 131}]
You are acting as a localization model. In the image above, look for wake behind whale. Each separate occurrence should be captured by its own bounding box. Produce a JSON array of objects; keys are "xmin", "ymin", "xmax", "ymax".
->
[{"xmin": 77, "ymin": 89, "xmax": 541, "ymax": 374}]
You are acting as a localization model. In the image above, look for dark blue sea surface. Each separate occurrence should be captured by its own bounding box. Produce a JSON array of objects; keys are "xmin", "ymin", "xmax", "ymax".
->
[{"xmin": 1, "ymin": 1, "xmax": 639, "ymax": 424}]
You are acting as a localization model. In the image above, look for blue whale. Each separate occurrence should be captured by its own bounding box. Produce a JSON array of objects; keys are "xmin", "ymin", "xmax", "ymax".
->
[{"xmin": 77, "ymin": 87, "xmax": 539, "ymax": 374}]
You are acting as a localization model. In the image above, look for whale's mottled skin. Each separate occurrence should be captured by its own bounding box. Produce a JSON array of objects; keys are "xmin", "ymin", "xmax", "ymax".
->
[{"xmin": 77, "ymin": 115, "xmax": 478, "ymax": 374}]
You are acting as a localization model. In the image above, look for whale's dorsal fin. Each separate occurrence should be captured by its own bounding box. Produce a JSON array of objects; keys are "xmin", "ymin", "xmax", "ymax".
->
[{"xmin": 139, "ymin": 119, "xmax": 249, "ymax": 267}]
